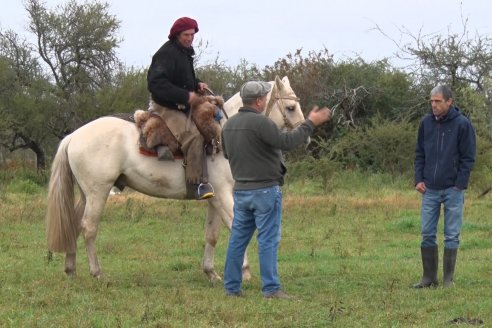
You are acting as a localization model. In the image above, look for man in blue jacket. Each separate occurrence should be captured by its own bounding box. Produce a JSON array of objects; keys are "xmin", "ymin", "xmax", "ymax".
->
[{"xmin": 413, "ymin": 85, "xmax": 476, "ymax": 288}]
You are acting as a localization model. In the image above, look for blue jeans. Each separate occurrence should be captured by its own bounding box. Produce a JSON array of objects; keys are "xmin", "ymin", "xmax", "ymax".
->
[
  {"xmin": 224, "ymin": 185, "xmax": 282, "ymax": 296},
  {"xmin": 420, "ymin": 187, "xmax": 465, "ymax": 249}
]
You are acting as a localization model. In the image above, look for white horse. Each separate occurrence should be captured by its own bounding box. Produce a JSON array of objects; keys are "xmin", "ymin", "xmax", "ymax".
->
[{"xmin": 46, "ymin": 76, "xmax": 305, "ymax": 281}]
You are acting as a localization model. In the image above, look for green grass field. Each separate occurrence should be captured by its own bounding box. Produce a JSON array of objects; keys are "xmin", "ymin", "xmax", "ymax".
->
[{"xmin": 0, "ymin": 172, "xmax": 491, "ymax": 327}]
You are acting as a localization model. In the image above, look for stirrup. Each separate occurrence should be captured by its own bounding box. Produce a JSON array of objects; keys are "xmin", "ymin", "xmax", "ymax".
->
[{"xmin": 197, "ymin": 182, "xmax": 215, "ymax": 200}]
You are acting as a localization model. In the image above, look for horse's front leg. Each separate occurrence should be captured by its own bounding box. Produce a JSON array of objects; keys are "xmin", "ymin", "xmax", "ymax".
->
[
  {"xmin": 203, "ymin": 205, "xmax": 222, "ymax": 282},
  {"xmin": 209, "ymin": 199, "xmax": 251, "ymax": 281}
]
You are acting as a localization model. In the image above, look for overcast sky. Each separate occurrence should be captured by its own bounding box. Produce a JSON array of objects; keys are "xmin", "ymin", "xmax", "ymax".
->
[{"xmin": 1, "ymin": 0, "xmax": 490, "ymax": 69}]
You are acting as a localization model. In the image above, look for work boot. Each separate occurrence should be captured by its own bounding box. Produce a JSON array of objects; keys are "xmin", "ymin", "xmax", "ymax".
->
[
  {"xmin": 225, "ymin": 291, "xmax": 244, "ymax": 297},
  {"xmin": 197, "ymin": 182, "xmax": 215, "ymax": 200},
  {"xmin": 157, "ymin": 146, "xmax": 174, "ymax": 161},
  {"xmin": 412, "ymin": 246, "xmax": 439, "ymax": 288},
  {"xmin": 443, "ymin": 248, "xmax": 458, "ymax": 288},
  {"xmin": 264, "ymin": 290, "xmax": 292, "ymax": 299}
]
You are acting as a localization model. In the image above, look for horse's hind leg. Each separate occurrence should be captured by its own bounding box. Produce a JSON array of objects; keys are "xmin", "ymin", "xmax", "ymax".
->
[
  {"xmin": 64, "ymin": 253, "xmax": 77, "ymax": 277},
  {"xmin": 80, "ymin": 193, "xmax": 108, "ymax": 278}
]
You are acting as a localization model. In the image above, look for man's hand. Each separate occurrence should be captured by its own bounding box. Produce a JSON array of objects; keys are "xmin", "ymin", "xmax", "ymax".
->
[
  {"xmin": 188, "ymin": 91, "xmax": 200, "ymax": 104},
  {"xmin": 307, "ymin": 106, "xmax": 331, "ymax": 126},
  {"xmin": 197, "ymin": 82, "xmax": 209, "ymax": 93},
  {"xmin": 415, "ymin": 182, "xmax": 426, "ymax": 193}
]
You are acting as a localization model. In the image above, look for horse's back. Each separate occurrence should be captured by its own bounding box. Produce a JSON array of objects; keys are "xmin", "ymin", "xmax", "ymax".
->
[
  {"xmin": 65, "ymin": 116, "xmax": 189, "ymax": 199},
  {"xmin": 68, "ymin": 117, "xmax": 136, "ymax": 173}
]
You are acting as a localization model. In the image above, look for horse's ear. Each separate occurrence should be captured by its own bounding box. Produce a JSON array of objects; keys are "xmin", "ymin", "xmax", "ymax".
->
[
  {"xmin": 282, "ymin": 76, "xmax": 290, "ymax": 86},
  {"xmin": 275, "ymin": 76, "xmax": 283, "ymax": 91}
]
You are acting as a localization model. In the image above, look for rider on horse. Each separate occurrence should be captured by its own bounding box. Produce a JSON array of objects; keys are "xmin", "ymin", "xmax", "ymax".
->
[{"xmin": 147, "ymin": 17, "xmax": 215, "ymax": 200}]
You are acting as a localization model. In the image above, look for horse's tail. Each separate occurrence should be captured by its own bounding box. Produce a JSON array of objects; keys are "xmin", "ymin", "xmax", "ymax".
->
[{"xmin": 46, "ymin": 135, "xmax": 79, "ymax": 253}]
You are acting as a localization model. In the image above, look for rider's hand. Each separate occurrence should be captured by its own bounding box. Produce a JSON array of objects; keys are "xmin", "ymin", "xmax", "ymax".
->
[
  {"xmin": 188, "ymin": 91, "xmax": 200, "ymax": 104},
  {"xmin": 197, "ymin": 82, "xmax": 209, "ymax": 94}
]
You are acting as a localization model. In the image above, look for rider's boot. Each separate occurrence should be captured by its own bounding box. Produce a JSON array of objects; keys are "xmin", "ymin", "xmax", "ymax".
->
[{"xmin": 179, "ymin": 131, "xmax": 215, "ymax": 200}]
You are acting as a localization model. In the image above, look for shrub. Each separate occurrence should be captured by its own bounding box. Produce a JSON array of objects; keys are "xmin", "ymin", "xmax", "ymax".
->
[
  {"xmin": 4, "ymin": 178, "xmax": 43, "ymax": 195},
  {"xmin": 0, "ymin": 160, "xmax": 48, "ymax": 196},
  {"xmin": 321, "ymin": 118, "xmax": 417, "ymax": 175},
  {"xmin": 469, "ymin": 134, "xmax": 492, "ymax": 191}
]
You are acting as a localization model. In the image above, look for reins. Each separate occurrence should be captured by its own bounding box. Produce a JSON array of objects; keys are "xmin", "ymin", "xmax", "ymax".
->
[
  {"xmin": 203, "ymin": 87, "xmax": 229, "ymax": 119},
  {"xmin": 204, "ymin": 84, "xmax": 300, "ymax": 129}
]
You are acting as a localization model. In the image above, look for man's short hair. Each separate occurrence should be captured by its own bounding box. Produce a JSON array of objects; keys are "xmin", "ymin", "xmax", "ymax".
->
[{"xmin": 431, "ymin": 85, "xmax": 453, "ymax": 101}]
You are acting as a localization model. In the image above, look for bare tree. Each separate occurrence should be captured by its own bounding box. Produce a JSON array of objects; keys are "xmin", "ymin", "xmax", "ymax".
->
[
  {"xmin": 375, "ymin": 16, "xmax": 492, "ymax": 140},
  {"xmin": 375, "ymin": 15, "xmax": 492, "ymax": 92}
]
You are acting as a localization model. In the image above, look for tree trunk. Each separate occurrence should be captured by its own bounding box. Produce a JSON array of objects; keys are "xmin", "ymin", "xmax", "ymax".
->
[{"xmin": 30, "ymin": 142, "xmax": 46, "ymax": 171}]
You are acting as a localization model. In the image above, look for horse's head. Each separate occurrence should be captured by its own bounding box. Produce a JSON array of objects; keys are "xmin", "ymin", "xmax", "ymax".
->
[
  {"xmin": 222, "ymin": 76, "xmax": 308, "ymax": 143},
  {"xmin": 264, "ymin": 76, "xmax": 305, "ymax": 132}
]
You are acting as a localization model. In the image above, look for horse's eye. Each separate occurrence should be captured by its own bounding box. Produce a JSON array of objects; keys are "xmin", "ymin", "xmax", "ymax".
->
[{"xmin": 286, "ymin": 106, "xmax": 295, "ymax": 112}]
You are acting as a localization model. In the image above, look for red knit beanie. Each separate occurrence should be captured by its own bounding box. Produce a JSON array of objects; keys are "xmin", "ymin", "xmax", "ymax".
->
[{"xmin": 168, "ymin": 17, "xmax": 199, "ymax": 39}]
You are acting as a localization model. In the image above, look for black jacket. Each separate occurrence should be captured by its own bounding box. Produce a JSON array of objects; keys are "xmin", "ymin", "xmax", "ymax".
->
[
  {"xmin": 414, "ymin": 106, "xmax": 476, "ymax": 190},
  {"xmin": 147, "ymin": 39, "xmax": 199, "ymax": 110}
]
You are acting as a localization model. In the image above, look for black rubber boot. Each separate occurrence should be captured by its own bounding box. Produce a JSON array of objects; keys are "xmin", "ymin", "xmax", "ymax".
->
[
  {"xmin": 196, "ymin": 182, "xmax": 214, "ymax": 200},
  {"xmin": 412, "ymin": 246, "xmax": 439, "ymax": 288},
  {"xmin": 443, "ymin": 248, "xmax": 457, "ymax": 288}
]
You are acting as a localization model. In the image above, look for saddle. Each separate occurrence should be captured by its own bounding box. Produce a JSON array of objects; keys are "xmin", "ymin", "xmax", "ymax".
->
[{"xmin": 134, "ymin": 95, "xmax": 224, "ymax": 159}]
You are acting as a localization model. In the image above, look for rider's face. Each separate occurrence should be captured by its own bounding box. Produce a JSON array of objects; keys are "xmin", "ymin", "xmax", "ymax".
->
[{"xmin": 176, "ymin": 29, "xmax": 195, "ymax": 48}]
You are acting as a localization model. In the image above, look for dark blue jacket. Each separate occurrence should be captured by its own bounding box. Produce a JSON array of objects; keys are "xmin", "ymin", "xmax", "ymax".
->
[{"xmin": 414, "ymin": 106, "xmax": 476, "ymax": 190}]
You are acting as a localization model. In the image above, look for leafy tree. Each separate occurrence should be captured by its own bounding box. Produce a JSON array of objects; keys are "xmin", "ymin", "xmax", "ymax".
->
[
  {"xmin": 0, "ymin": 32, "xmax": 56, "ymax": 170},
  {"xmin": 262, "ymin": 50, "xmax": 421, "ymax": 159},
  {"xmin": 263, "ymin": 48, "xmax": 336, "ymax": 110},
  {"xmin": 25, "ymin": 0, "xmax": 122, "ymax": 133},
  {"xmin": 94, "ymin": 67, "xmax": 149, "ymax": 114},
  {"xmin": 197, "ymin": 58, "xmax": 262, "ymax": 101},
  {"xmin": 0, "ymin": 0, "xmax": 123, "ymax": 170}
]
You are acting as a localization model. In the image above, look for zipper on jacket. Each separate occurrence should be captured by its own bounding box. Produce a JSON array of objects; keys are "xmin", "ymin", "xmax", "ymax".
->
[{"xmin": 432, "ymin": 123, "xmax": 441, "ymax": 184}]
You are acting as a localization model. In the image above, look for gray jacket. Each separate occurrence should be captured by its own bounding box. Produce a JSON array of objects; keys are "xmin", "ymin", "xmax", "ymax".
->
[{"xmin": 222, "ymin": 107, "xmax": 314, "ymax": 190}]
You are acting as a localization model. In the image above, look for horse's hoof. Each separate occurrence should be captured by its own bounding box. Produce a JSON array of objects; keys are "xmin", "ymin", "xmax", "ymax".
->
[
  {"xmin": 204, "ymin": 269, "xmax": 222, "ymax": 282},
  {"xmin": 90, "ymin": 271, "xmax": 103, "ymax": 279},
  {"xmin": 65, "ymin": 270, "xmax": 76, "ymax": 278}
]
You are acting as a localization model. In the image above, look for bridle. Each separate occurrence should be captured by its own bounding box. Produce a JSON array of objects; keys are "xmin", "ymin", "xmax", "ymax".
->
[
  {"xmin": 265, "ymin": 84, "xmax": 301, "ymax": 131},
  {"xmin": 205, "ymin": 84, "xmax": 302, "ymax": 130}
]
